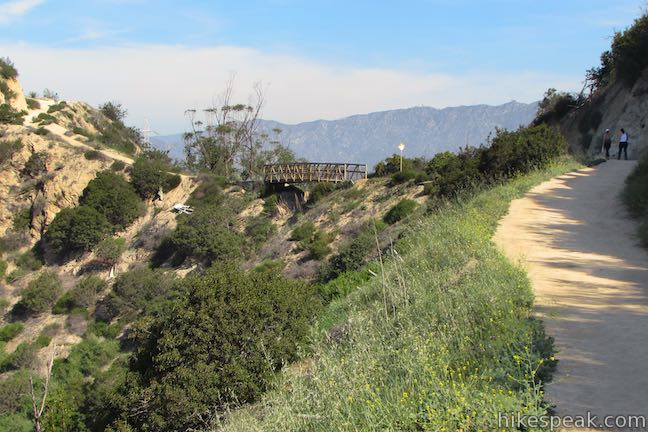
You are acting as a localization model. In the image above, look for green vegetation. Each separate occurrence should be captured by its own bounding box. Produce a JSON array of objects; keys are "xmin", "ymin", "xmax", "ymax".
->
[
  {"xmin": 0, "ymin": 323, "xmax": 24, "ymax": 342},
  {"xmin": 0, "ymin": 104, "xmax": 25, "ymax": 125},
  {"xmin": 44, "ymin": 206, "xmax": 112, "ymax": 257},
  {"xmin": 15, "ymin": 250, "xmax": 43, "ymax": 272},
  {"xmin": 0, "ymin": 139, "xmax": 22, "ymax": 164},
  {"xmin": 34, "ymin": 127, "xmax": 49, "ymax": 136},
  {"xmin": 383, "ymin": 198, "xmax": 417, "ymax": 224},
  {"xmin": 308, "ymin": 182, "xmax": 336, "ymax": 205},
  {"xmin": 113, "ymin": 263, "xmax": 320, "ymax": 431},
  {"xmin": 622, "ymin": 152, "xmax": 648, "ymax": 246},
  {"xmin": 26, "ymin": 98, "xmax": 40, "ymax": 110},
  {"xmin": 34, "ymin": 112, "xmax": 56, "ymax": 125},
  {"xmin": 131, "ymin": 154, "xmax": 181, "ymax": 199},
  {"xmin": 47, "ymin": 101, "xmax": 67, "ymax": 114},
  {"xmin": 224, "ymin": 159, "xmax": 578, "ymax": 431},
  {"xmin": 96, "ymin": 267, "xmax": 175, "ymax": 322},
  {"xmin": 80, "ymin": 171, "xmax": 144, "ymax": 228},
  {"xmin": 83, "ymin": 149, "xmax": 103, "ymax": 160},
  {"xmin": 0, "ymin": 57, "xmax": 18, "ymax": 80},
  {"xmin": 94, "ymin": 237, "xmax": 126, "ymax": 266},
  {"xmin": 15, "ymin": 271, "xmax": 62, "ymax": 315},
  {"xmin": 245, "ymin": 216, "xmax": 277, "ymax": 246},
  {"xmin": 0, "ymin": 260, "xmax": 6, "ymax": 278},
  {"xmin": 53, "ymin": 275, "xmax": 106, "ymax": 314},
  {"xmin": 45, "ymin": 171, "xmax": 144, "ymax": 258},
  {"xmin": 110, "ymin": 160, "xmax": 125, "ymax": 171}
]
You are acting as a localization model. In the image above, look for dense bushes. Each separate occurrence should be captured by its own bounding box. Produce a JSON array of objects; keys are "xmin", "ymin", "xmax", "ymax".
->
[
  {"xmin": 45, "ymin": 170, "xmax": 143, "ymax": 258},
  {"xmin": 15, "ymin": 271, "xmax": 62, "ymax": 315},
  {"xmin": 118, "ymin": 263, "xmax": 320, "ymax": 431},
  {"xmin": 609, "ymin": 12, "xmax": 648, "ymax": 86},
  {"xmin": 131, "ymin": 154, "xmax": 181, "ymax": 199},
  {"xmin": 21, "ymin": 152, "xmax": 47, "ymax": 178},
  {"xmin": 0, "ymin": 104, "xmax": 25, "ymax": 125},
  {"xmin": 80, "ymin": 171, "xmax": 143, "ymax": 228},
  {"xmin": 94, "ymin": 237, "xmax": 126, "ymax": 266},
  {"xmin": 53, "ymin": 275, "xmax": 106, "ymax": 314},
  {"xmin": 622, "ymin": 153, "xmax": 648, "ymax": 246},
  {"xmin": 383, "ymin": 199, "xmax": 417, "ymax": 224},
  {"xmin": 44, "ymin": 206, "xmax": 112, "ymax": 257},
  {"xmin": 164, "ymin": 205, "xmax": 245, "ymax": 265},
  {"xmin": 0, "ymin": 323, "xmax": 24, "ymax": 342},
  {"xmin": 96, "ymin": 267, "xmax": 175, "ymax": 322}
]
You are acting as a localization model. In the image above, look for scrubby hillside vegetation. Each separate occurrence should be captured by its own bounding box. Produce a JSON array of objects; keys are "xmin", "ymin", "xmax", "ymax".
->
[
  {"xmin": 536, "ymin": 11, "xmax": 648, "ymax": 159},
  {"xmin": 0, "ymin": 54, "xmax": 577, "ymax": 431}
]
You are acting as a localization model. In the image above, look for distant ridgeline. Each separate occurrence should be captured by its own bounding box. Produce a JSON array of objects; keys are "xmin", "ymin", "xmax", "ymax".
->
[{"xmin": 152, "ymin": 101, "xmax": 538, "ymax": 167}]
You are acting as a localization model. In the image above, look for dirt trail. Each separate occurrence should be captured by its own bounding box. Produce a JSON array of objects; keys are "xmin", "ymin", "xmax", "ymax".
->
[{"xmin": 494, "ymin": 160, "xmax": 648, "ymax": 428}]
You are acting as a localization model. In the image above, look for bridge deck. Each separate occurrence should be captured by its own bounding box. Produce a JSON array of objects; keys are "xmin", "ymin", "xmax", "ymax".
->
[{"xmin": 263, "ymin": 162, "xmax": 367, "ymax": 184}]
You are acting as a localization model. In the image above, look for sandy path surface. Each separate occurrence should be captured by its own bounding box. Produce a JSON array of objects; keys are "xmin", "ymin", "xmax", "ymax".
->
[{"xmin": 494, "ymin": 160, "xmax": 648, "ymax": 429}]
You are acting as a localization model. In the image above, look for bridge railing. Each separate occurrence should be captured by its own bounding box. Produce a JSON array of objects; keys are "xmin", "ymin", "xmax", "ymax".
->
[{"xmin": 263, "ymin": 162, "xmax": 368, "ymax": 184}]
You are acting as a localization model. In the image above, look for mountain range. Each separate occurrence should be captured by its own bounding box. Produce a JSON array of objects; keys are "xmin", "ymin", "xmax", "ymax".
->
[{"xmin": 151, "ymin": 101, "xmax": 539, "ymax": 167}]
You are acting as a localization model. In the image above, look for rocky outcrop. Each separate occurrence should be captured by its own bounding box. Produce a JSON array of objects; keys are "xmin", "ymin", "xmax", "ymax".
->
[
  {"xmin": 560, "ymin": 69, "xmax": 648, "ymax": 160},
  {"xmin": 0, "ymin": 77, "xmax": 28, "ymax": 112}
]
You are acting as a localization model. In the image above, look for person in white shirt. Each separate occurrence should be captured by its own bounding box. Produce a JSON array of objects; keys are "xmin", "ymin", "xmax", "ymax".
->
[{"xmin": 618, "ymin": 128, "xmax": 629, "ymax": 160}]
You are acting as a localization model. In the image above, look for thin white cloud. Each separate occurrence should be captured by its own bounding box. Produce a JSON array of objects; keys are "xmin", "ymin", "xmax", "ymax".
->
[
  {"xmin": 2, "ymin": 43, "xmax": 582, "ymax": 134},
  {"xmin": 0, "ymin": 0, "xmax": 44, "ymax": 24}
]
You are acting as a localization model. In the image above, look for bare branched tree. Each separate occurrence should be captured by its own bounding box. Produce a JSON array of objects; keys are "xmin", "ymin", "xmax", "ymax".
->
[{"xmin": 29, "ymin": 349, "xmax": 55, "ymax": 432}]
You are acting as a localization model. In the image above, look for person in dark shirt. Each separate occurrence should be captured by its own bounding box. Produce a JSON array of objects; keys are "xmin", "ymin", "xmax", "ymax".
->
[{"xmin": 602, "ymin": 129, "xmax": 612, "ymax": 159}]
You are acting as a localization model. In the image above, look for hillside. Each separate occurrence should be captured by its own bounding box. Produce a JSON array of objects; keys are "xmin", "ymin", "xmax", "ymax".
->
[{"xmin": 152, "ymin": 101, "xmax": 538, "ymax": 165}]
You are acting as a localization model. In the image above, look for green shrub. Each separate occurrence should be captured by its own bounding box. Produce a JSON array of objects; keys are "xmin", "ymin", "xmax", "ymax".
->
[
  {"xmin": 1, "ymin": 342, "xmax": 37, "ymax": 371},
  {"xmin": 609, "ymin": 12, "xmax": 648, "ymax": 86},
  {"xmin": 35, "ymin": 334, "xmax": 51, "ymax": 348},
  {"xmin": 291, "ymin": 222, "xmax": 316, "ymax": 242},
  {"xmin": 308, "ymin": 237, "xmax": 332, "ymax": 260},
  {"xmin": 308, "ymin": 182, "xmax": 336, "ymax": 205},
  {"xmin": 12, "ymin": 207, "xmax": 31, "ymax": 232},
  {"xmin": 0, "ymin": 104, "xmax": 25, "ymax": 125},
  {"xmin": 390, "ymin": 169, "xmax": 417, "ymax": 185},
  {"xmin": 373, "ymin": 154, "xmax": 428, "ymax": 177},
  {"xmin": 318, "ymin": 269, "xmax": 372, "ymax": 303},
  {"xmin": 72, "ymin": 126, "xmax": 92, "ymax": 138},
  {"xmin": 534, "ymin": 88, "xmax": 578, "ymax": 124},
  {"xmin": 262, "ymin": 194, "xmax": 279, "ymax": 216},
  {"xmin": 34, "ymin": 127, "xmax": 48, "ymax": 136},
  {"xmin": 6, "ymin": 268, "xmax": 26, "ymax": 283},
  {"xmin": 47, "ymin": 101, "xmax": 67, "ymax": 114},
  {"xmin": 80, "ymin": 171, "xmax": 144, "ymax": 229},
  {"xmin": 94, "ymin": 237, "xmax": 126, "ymax": 266},
  {"xmin": 15, "ymin": 271, "xmax": 62, "ymax": 315},
  {"xmin": 121, "ymin": 262, "xmax": 320, "ymax": 431},
  {"xmin": 187, "ymin": 175, "xmax": 226, "ymax": 208},
  {"xmin": 622, "ymin": 155, "xmax": 648, "ymax": 217},
  {"xmin": 245, "ymin": 216, "xmax": 276, "ymax": 245},
  {"xmin": 15, "ymin": 250, "xmax": 43, "ymax": 271},
  {"xmin": 254, "ymin": 259, "xmax": 286, "ymax": 274},
  {"xmin": 26, "ymin": 98, "xmax": 40, "ymax": 110},
  {"xmin": 84, "ymin": 150, "xmax": 103, "ymax": 160},
  {"xmin": 384, "ymin": 199, "xmax": 417, "ymax": 225},
  {"xmin": 44, "ymin": 206, "xmax": 112, "ymax": 257},
  {"xmin": 35, "ymin": 112, "xmax": 56, "ymax": 124},
  {"xmin": 0, "ymin": 139, "xmax": 22, "ymax": 164},
  {"xmin": 0, "ymin": 260, "xmax": 6, "ymax": 278},
  {"xmin": 320, "ymin": 222, "xmax": 378, "ymax": 282},
  {"xmin": 99, "ymin": 101, "xmax": 127, "ymax": 123},
  {"xmin": 0, "ymin": 323, "xmax": 24, "ymax": 342},
  {"xmin": 168, "ymin": 205, "xmax": 245, "ymax": 265},
  {"xmin": 130, "ymin": 155, "xmax": 180, "ymax": 199},
  {"xmin": 110, "ymin": 160, "xmax": 125, "ymax": 171},
  {"xmin": 53, "ymin": 275, "xmax": 106, "ymax": 314},
  {"xmin": 0, "ymin": 57, "xmax": 18, "ymax": 80},
  {"xmin": 21, "ymin": 152, "xmax": 47, "ymax": 178},
  {"xmin": 97, "ymin": 267, "xmax": 175, "ymax": 322}
]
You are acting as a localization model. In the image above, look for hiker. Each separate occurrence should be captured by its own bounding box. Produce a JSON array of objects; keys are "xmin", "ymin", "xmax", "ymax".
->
[
  {"xmin": 618, "ymin": 128, "xmax": 629, "ymax": 160},
  {"xmin": 602, "ymin": 129, "xmax": 612, "ymax": 159}
]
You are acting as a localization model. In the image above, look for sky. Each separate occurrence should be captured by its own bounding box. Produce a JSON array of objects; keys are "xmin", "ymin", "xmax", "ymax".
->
[{"xmin": 0, "ymin": 0, "xmax": 645, "ymax": 134}]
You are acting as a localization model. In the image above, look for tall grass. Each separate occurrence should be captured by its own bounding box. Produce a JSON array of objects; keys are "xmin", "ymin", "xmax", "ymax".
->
[
  {"xmin": 622, "ymin": 153, "xmax": 648, "ymax": 246},
  {"xmin": 223, "ymin": 158, "xmax": 580, "ymax": 431}
]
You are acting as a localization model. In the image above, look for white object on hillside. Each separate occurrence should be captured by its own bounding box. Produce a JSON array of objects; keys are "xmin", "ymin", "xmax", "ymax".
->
[{"xmin": 171, "ymin": 203, "xmax": 194, "ymax": 214}]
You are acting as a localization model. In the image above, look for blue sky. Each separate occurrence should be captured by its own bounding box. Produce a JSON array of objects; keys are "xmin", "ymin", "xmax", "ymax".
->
[{"xmin": 0, "ymin": 0, "xmax": 645, "ymax": 133}]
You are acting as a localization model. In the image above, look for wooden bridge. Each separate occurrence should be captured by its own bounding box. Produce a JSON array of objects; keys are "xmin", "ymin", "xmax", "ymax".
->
[{"xmin": 263, "ymin": 162, "xmax": 368, "ymax": 184}]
